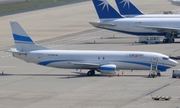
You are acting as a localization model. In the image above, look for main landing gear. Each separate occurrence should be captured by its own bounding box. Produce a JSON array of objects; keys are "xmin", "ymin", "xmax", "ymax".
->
[
  {"xmin": 163, "ymin": 37, "xmax": 174, "ymax": 43},
  {"xmin": 87, "ymin": 70, "xmax": 95, "ymax": 76},
  {"xmin": 163, "ymin": 33, "xmax": 175, "ymax": 43}
]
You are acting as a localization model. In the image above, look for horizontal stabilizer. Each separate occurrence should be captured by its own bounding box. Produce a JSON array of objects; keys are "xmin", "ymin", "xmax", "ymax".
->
[
  {"xmin": 7, "ymin": 48, "xmax": 28, "ymax": 54},
  {"xmin": 89, "ymin": 22, "xmax": 115, "ymax": 27}
]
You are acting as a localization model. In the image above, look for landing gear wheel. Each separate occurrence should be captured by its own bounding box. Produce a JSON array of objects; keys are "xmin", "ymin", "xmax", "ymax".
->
[
  {"xmin": 163, "ymin": 39, "xmax": 168, "ymax": 43},
  {"xmin": 147, "ymin": 74, "xmax": 156, "ymax": 78},
  {"xmin": 87, "ymin": 71, "xmax": 92, "ymax": 76},
  {"xmin": 91, "ymin": 71, "xmax": 95, "ymax": 75},
  {"xmin": 169, "ymin": 38, "xmax": 174, "ymax": 43},
  {"xmin": 157, "ymin": 72, "xmax": 161, "ymax": 77},
  {"xmin": 172, "ymin": 75, "xmax": 176, "ymax": 78},
  {"xmin": 87, "ymin": 70, "xmax": 95, "ymax": 76},
  {"xmin": 163, "ymin": 38, "xmax": 175, "ymax": 43},
  {"xmin": 151, "ymin": 74, "xmax": 155, "ymax": 78}
]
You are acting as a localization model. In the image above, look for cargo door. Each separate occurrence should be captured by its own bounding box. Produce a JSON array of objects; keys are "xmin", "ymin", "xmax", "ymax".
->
[{"xmin": 37, "ymin": 54, "xmax": 42, "ymax": 62}]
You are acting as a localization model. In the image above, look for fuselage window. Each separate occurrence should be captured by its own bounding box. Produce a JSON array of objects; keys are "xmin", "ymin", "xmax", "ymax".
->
[
  {"xmin": 48, "ymin": 54, "xmax": 58, "ymax": 56},
  {"xmin": 162, "ymin": 57, "xmax": 169, "ymax": 60}
]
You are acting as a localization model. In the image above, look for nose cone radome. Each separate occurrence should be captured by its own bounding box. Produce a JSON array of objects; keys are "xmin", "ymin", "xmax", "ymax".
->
[{"xmin": 171, "ymin": 59, "xmax": 178, "ymax": 67}]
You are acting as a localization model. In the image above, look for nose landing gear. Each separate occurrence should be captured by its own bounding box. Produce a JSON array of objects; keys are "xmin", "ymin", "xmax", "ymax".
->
[
  {"xmin": 148, "ymin": 58, "xmax": 161, "ymax": 78},
  {"xmin": 148, "ymin": 70, "xmax": 161, "ymax": 78}
]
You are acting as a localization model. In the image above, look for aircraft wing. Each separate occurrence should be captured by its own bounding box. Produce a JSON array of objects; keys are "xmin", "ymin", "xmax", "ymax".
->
[
  {"xmin": 69, "ymin": 62, "xmax": 100, "ymax": 69},
  {"xmin": 89, "ymin": 22, "xmax": 115, "ymax": 27},
  {"xmin": 137, "ymin": 25, "xmax": 180, "ymax": 33}
]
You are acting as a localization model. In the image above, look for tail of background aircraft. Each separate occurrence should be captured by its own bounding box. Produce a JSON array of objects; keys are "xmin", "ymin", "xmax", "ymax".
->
[
  {"xmin": 115, "ymin": 0, "xmax": 144, "ymax": 15},
  {"xmin": 92, "ymin": 0, "xmax": 123, "ymax": 19},
  {"xmin": 10, "ymin": 21, "xmax": 48, "ymax": 52}
]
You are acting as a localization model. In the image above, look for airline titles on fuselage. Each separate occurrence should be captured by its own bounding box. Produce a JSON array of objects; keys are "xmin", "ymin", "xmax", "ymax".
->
[{"xmin": 129, "ymin": 53, "xmax": 144, "ymax": 57}]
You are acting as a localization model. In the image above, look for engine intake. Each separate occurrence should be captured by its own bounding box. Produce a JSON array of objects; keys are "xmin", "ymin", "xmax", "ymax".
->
[{"xmin": 100, "ymin": 64, "xmax": 116, "ymax": 74}]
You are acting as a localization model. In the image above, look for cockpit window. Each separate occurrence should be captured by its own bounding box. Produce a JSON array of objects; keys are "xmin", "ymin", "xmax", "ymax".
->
[{"xmin": 162, "ymin": 57, "xmax": 169, "ymax": 60}]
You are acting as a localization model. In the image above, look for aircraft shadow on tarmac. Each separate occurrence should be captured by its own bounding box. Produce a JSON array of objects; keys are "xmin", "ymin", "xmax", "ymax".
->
[
  {"xmin": 82, "ymin": 42, "xmax": 133, "ymax": 45},
  {"xmin": 81, "ymin": 41, "xmax": 180, "ymax": 45},
  {"xmin": 105, "ymin": 37, "xmax": 137, "ymax": 39},
  {"xmin": 0, "ymin": 72, "xmax": 170, "ymax": 79}
]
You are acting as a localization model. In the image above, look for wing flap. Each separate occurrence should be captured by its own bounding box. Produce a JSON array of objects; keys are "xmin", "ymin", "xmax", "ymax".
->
[{"xmin": 69, "ymin": 62, "xmax": 100, "ymax": 69}]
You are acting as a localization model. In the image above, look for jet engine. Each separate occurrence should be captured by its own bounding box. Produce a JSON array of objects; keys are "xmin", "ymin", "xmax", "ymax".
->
[{"xmin": 99, "ymin": 64, "xmax": 116, "ymax": 74}]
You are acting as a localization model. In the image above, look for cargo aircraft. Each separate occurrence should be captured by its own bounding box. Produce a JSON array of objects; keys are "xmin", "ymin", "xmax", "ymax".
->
[
  {"xmin": 9, "ymin": 21, "xmax": 178, "ymax": 76},
  {"xmin": 171, "ymin": 0, "xmax": 180, "ymax": 6},
  {"xmin": 90, "ymin": 0, "xmax": 180, "ymax": 43},
  {"xmin": 115, "ymin": 0, "xmax": 180, "ymax": 18}
]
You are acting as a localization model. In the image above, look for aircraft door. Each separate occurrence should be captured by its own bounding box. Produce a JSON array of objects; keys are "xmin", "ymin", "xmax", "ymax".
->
[
  {"xmin": 37, "ymin": 54, "xmax": 42, "ymax": 62},
  {"xmin": 150, "ymin": 56, "xmax": 158, "ymax": 71}
]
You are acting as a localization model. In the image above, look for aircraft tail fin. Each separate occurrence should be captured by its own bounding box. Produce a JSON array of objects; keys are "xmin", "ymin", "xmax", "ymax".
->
[
  {"xmin": 10, "ymin": 21, "xmax": 48, "ymax": 52},
  {"xmin": 92, "ymin": 0, "xmax": 123, "ymax": 19},
  {"xmin": 115, "ymin": 0, "xmax": 144, "ymax": 15}
]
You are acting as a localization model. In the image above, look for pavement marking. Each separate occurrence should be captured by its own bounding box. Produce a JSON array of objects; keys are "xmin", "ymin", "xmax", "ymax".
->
[
  {"xmin": 140, "ymin": 103, "xmax": 146, "ymax": 106},
  {"xmin": 0, "ymin": 66, "xmax": 17, "ymax": 68}
]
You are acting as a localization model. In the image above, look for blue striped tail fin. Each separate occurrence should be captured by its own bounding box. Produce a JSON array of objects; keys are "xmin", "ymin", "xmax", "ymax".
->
[
  {"xmin": 10, "ymin": 21, "xmax": 48, "ymax": 52},
  {"xmin": 115, "ymin": 0, "xmax": 144, "ymax": 15},
  {"xmin": 92, "ymin": 0, "xmax": 123, "ymax": 19}
]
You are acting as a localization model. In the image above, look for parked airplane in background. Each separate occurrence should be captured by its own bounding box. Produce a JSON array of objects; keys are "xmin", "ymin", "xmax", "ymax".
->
[
  {"xmin": 90, "ymin": 0, "xmax": 180, "ymax": 43},
  {"xmin": 9, "ymin": 21, "xmax": 178, "ymax": 76},
  {"xmin": 171, "ymin": 0, "xmax": 180, "ymax": 6},
  {"xmin": 115, "ymin": 0, "xmax": 180, "ymax": 18}
]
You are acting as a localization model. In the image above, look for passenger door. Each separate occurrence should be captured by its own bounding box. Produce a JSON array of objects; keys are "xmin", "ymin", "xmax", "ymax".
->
[{"xmin": 150, "ymin": 56, "xmax": 158, "ymax": 71}]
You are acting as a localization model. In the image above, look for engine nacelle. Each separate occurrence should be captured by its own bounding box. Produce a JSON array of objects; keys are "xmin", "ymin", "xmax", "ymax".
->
[{"xmin": 99, "ymin": 64, "xmax": 116, "ymax": 74}]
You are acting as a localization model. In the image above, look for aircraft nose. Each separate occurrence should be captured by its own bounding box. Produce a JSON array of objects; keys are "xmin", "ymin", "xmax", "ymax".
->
[{"xmin": 171, "ymin": 59, "xmax": 178, "ymax": 66}]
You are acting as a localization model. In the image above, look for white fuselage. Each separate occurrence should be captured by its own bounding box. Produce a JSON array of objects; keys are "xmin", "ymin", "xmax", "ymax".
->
[
  {"xmin": 12, "ymin": 50, "xmax": 177, "ymax": 72},
  {"xmin": 171, "ymin": 0, "xmax": 180, "ymax": 6},
  {"xmin": 124, "ymin": 14, "xmax": 180, "ymax": 18},
  {"xmin": 97, "ymin": 18, "xmax": 180, "ymax": 36}
]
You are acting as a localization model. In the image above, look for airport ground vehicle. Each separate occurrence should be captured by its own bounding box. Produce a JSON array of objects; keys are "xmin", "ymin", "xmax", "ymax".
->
[
  {"xmin": 139, "ymin": 37, "xmax": 160, "ymax": 44},
  {"xmin": 172, "ymin": 69, "xmax": 180, "ymax": 78},
  {"xmin": 169, "ymin": 56, "xmax": 180, "ymax": 60},
  {"xmin": 145, "ymin": 37, "xmax": 160, "ymax": 44}
]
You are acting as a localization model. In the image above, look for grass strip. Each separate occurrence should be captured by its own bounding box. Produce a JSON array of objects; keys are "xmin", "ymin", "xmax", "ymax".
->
[{"xmin": 0, "ymin": 0, "xmax": 75, "ymax": 15}]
